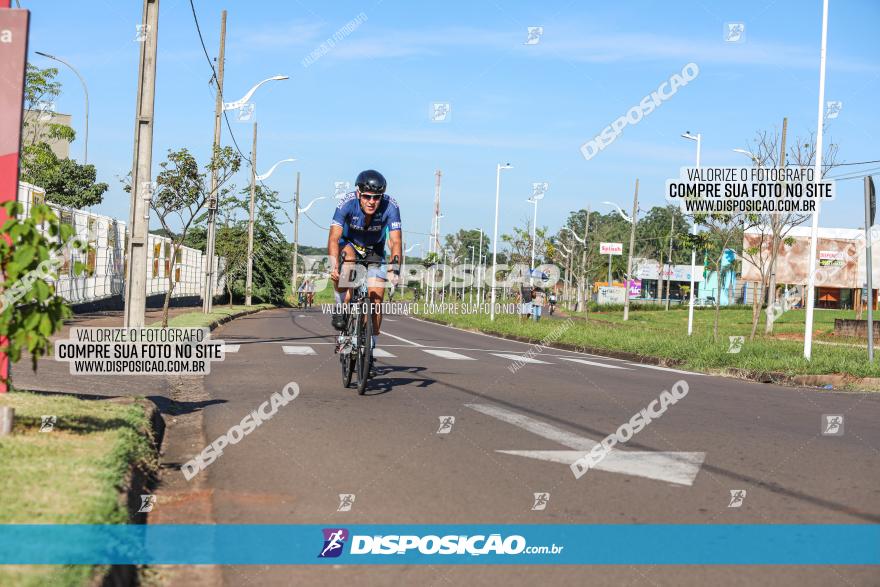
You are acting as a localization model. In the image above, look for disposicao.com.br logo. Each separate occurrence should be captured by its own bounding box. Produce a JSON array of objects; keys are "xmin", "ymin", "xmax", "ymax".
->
[{"xmin": 319, "ymin": 529, "xmax": 564, "ymax": 558}]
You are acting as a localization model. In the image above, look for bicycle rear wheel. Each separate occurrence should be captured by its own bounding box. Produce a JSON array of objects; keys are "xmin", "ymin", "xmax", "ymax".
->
[{"xmin": 356, "ymin": 301, "xmax": 373, "ymax": 395}]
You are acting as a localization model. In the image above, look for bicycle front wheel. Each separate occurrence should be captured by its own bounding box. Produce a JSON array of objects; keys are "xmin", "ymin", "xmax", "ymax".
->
[{"xmin": 356, "ymin": 301, "xmax": 373, "ymax": 395}]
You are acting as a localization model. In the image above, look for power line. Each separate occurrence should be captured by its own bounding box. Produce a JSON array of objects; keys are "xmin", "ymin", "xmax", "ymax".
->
[{"xmin": 187, "ymin": 0, "xmax": 253, "ymax": 167}]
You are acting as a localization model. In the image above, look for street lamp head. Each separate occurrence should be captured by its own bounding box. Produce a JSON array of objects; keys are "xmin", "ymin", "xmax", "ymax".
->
[
  {"xmin": 681, "ymin": 132, "xmax": 698, "ymax": 141},
  {"xmin": 271, "ymin": 75, "xmax": 290, "ymax": 81},
  {"xmin": 499, "ymin": 163, "xmax": 513, "ymax": 170},
  {"xmin": 35, "ymin": 50, "xmax": 56, "ymax": 59}
]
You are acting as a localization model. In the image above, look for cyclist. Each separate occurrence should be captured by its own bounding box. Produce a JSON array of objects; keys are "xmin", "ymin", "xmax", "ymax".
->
[
  {"xmin": 328, "ymin": 170, "xmax": 402, "ymax": 353},
  {"xmin": 548, "ymin": 290, "xmax": 557, "ymax": 315}
]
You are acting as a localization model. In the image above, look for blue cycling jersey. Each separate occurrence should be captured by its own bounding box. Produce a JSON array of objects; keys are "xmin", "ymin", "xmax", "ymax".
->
[{"xmin": 331, "ymin": 192, "xmax": 402, "ymax": 254}]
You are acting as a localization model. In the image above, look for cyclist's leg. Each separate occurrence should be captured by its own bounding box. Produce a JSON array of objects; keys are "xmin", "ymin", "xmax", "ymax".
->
[
  {"xmin": 366, "ymin": 262, "xmax": 388, "ymax": 345},
  {"xmin": 331, "ymin": 244, "xmax": 359, "ymax": 329}
]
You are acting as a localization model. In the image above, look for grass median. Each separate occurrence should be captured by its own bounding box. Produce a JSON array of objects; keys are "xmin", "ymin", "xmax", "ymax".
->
[
  {"xmin": 150, "ymin": 303, "xmax": 275, "ymax": 328},
  {"xmin": 412, "ymin": 305, "xmax": 880, "ymax": 380},
  {"xmin": 0, "ymin": 392, "xmax": 157, "ymax": 586}
]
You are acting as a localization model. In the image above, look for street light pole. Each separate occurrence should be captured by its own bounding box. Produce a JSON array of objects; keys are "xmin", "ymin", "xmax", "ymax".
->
[
  {"xmin": 681, "ymin": 131, "xmax": 702, "ymax": 336},
  {"xmin": 468, "ymin": 245, "xmax": 475, "ymax": 304},
  {"xmin": 245, "ymin": 122, "xmax": 257, "ymax": 306},
  {"xmin": 477, "ymin": 228, "xmax": 484, "ymax": 303},
  {"xmin": 491, "ymin": 163, "xmax": 512, "ymax": 321},
  {"xmin": 203, "ymin": 71, "xmax": 288, "ymax": 313},
  {"xmin": 804, "ymin": 0, "xmax": 830, "ymax": 361},
  {"xmin": 35, "ymin": 51, "xmax": 88, "ymax": 164},
  {"xmin": 292, "ymin": 172, "xmax": 300, "ymax": 296}
]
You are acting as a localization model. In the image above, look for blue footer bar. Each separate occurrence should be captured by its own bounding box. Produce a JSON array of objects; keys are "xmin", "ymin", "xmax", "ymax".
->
[{"xmin": 1, "ymin": 525, "xmax": 877, "ymax": 565}]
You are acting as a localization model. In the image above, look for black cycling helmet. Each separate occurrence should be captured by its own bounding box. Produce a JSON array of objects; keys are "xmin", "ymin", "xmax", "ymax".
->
[{"xmin": 355, "ymin": 169, "xmax": 387, "ymax": 194}]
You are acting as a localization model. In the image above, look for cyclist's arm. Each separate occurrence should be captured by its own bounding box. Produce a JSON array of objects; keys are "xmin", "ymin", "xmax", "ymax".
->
[
  {"xmin": 387, "ymin": 229, "xmax": 402, "ymax": 275},
  {"xmin": 328, "ymin": 224, "xmax": 343, "ymax": 277}
]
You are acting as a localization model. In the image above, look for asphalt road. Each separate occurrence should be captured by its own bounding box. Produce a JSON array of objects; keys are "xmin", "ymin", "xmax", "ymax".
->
[{"xmin": 173, "ymin": 307, "xmax": 880, "ymax": 586}]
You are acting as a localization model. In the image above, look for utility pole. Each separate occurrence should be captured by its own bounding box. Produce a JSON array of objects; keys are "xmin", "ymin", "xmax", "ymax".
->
[
  {"xmin": 292, "ymin": 171, "xmax": 301, "ymax": 295},
  {"xmin": 764, "ymin": 117, "xmax": 787, "ymax": 333},
  {"xmin": 202, "ymin": 10, "xmax": 226, "ymax": 314},
  {"xmin": 623, "ymin": 179, "xmax": 639, "ymax": 321},
  {"xmin": 245, "ymin": 122, "xmax": 257, "ymax": 306},
  {"xmin": 580, "ymin": 204, "xmax": 590, "ymax": 319},
  {"xmin": 665, "ymin": 214, "xmax": 675, "ymax": 310},
  {"xmin": 431, "ymin": 170, "xmax": 441, "ymax": 304},
  {"xmin": 123, "ymin": 0, "xmax": 159, "ymax": 328}
]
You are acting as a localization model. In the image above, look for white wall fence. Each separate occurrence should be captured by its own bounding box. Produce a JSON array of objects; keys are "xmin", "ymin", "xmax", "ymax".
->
[{"xmin": 17, "ymin": 182, "xmax": 225, "ymax": 306}]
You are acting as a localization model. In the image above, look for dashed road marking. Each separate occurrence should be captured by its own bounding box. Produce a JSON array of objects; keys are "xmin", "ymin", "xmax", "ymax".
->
[
  {"xmin": 423, "ymin": 349, "xmax": 476, "ymax": 360},
  {"xmin": 282, "ymin": 346, "xmax": 317, "ymax": 356},
  {"xmin": 491, "ymin": 353, "xmax": 552, "ymax": 365},
  {"xmin": 559, "ymin": 357, "xmax": 632, "ymax": 370}
]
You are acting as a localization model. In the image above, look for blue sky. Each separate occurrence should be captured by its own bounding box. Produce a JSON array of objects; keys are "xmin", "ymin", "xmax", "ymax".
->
[{"xmin": 22, "ymin": 0, "xmax": 880, "ymax": 252}]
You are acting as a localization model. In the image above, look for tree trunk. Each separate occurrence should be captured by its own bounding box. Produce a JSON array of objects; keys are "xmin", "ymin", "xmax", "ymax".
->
[
  {"xmin": 713, "ymin": 257, "xmax": 722, "ymax": 342},
  {"xmin": 749, "ymin": 281, "xmax": 762, "ymax": 340},
  {"xmin": 764, "ymin": 238, "xmax": 780, "ymax": 334}
]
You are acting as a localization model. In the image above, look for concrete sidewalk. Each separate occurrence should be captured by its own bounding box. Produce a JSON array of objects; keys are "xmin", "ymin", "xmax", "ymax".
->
[{"xmin": 11, "ymin": 304, "xmax": 202, "ymax": 397}]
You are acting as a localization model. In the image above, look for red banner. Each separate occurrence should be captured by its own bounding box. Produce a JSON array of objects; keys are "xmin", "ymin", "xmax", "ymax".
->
[{"xmin": 0, "ymin": 6, "xmax": 30, "ymax": 391}]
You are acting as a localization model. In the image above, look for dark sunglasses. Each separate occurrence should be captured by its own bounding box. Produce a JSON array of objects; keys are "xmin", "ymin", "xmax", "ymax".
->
[{"xmin": 359, "ymin": 193, "xmax": 383, "ymax": 201}]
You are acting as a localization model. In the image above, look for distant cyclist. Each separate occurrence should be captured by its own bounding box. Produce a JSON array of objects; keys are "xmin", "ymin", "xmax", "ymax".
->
[
  {"xmin": 328, "ymin": 170, "xmax": 402, "ymax": 352},
  {"xmin": 548, "ymin": 291, "xmax": 557, "ymax": 315}
]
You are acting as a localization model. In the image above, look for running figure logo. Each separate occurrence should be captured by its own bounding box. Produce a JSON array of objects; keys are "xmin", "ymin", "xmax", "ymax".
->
[
  {"xmin": 821, "ymin": 414, "xmax": 844, "ymax": 436},
  {"xmin": 437, "ymin": 416, "xmax": 455, "ymax": 434},
  {"xmin": 318, "ymin": 528, "xmax": 349, "ymax": 558},
  {"xmin": 728, "ymin": 489, "xmax": 746, "ymax": 508},
  {"xmin": 531, "ymin": 492, "xmax": 550, "ymax": 511},
  {"xmin": 337, "ymin": 493, "xmax": 356, "ymax": 512},
  {"xmin": 728, "ymin": 336, "xmax": 744, "ymax": 354},
  {"xmin": 40, "ymin": 415, "xmax": 57, "ymax": 432},
  {"xmin": 524, "ymin": 26, "xmax": 543, "ymax": 45},
  {"xmin": 138, "ymin": 494, "xmax": 157, "ymax": 513},
  {"xmin": 724, "ymin": 22, "xmax": 745, "ymax": 43}
]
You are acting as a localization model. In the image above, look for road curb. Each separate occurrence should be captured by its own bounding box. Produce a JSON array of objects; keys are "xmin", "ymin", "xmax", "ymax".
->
[
  {"xmin": 89, "ymin": 396, "xmax": 163, "ymax": 587},
  {"xmin": 412, "ymin": 314, "xmax": 880, "ymax": 392}
]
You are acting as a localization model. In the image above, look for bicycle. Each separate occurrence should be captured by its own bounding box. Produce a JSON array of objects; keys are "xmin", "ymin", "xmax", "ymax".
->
[{"xmin": 336, "ymin": 253, "xmax": 379, "ymax": 395}]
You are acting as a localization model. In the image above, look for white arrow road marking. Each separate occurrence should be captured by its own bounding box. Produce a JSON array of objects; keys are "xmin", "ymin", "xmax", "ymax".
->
[
  {"xmin": 223, "ymin": 344, "xmax": 240, "ymax": 353},
  {"xmin": 466, "ymin": 403, "xmax": 705, "ymax": 486},
  {"xmin": 372, "ymin": 348, "xmax": 396, "ymax": 358},
  {"xmin": 559, "ymin": 357, "xmax": 632, "ymax": 370},
  {"xmin": 423, "ymin": 349, "xmax": 476, "ymax": 360},
  {"xmin": 491, "ymin": 353, "xmax": 552, "ymax": 364},
  {"xmin": 282, "ymin": 345, "xmax": 317, "ymax": 356}
]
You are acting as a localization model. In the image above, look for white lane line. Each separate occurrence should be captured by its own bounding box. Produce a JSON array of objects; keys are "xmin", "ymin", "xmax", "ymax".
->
[
  {"xmin": 282, "ymin": 345, "xmax": 317, "ymax": 356},
  {"xmin": 223, "ymin": 344, "xmax": 241, "ymax": 353},
  {"xmin": 384, "ymin": 318, "xmax": 398, "ymax": 322},
  {"xmin": 423, "ymin": 349, "xmax": 476, "ymax": 361},
  {"xmin": 559, "ymin": 357, "xmax": 632, "ymax": 370},
  {"xmin": 465, "ymin": 403, "xmax": 705, "ymax": 486},
  {"xmin": 381, "ymin": 331, "xmax": 424, "ymax": 347},
  {"xmin": 372, "ymin": 348, "xmax": 396, "ymax": 358},
  {"xmin": 627, "ymin": 363, "xmax": 704, "ymax": 376},
  {"xmin": 491, "ymin": 353, "xmax": 552, "ymax": 365}
]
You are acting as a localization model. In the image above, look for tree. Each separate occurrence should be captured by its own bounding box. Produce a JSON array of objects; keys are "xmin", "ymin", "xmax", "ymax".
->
[
  {"xmin": 214, "ymin": 184, "xmax": 292, "ymax": 305},
  {"xmin": 687, "ymin": 212, "xmax": 756, "ymax": 341},
  {"xmin": 149, "ymin": 146, "xmax": 241, "ymax": 326},
  {"xmin": 0, "ymin": 201, "xmax": 86, "ymax": 386},
  {"xmin": 738, "ymin": 124, "xmax": 838, "ymax": 337},
  {"xmin": 19, "ymin": 64, "xmax": 108, "ymax": 208}
]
